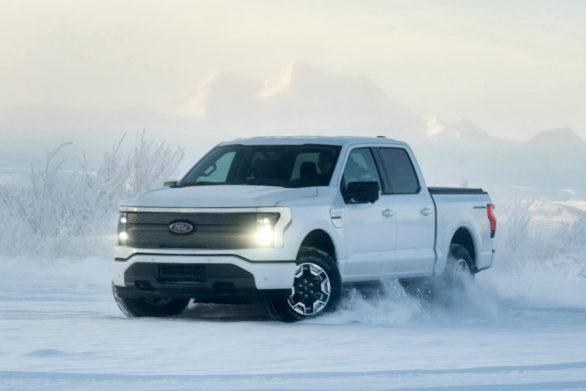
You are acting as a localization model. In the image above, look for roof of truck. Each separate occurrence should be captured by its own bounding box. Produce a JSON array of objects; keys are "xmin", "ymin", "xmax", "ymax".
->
[{"xmin": 219, "ymin": 136, "xmax": 408, "ymax": 147}]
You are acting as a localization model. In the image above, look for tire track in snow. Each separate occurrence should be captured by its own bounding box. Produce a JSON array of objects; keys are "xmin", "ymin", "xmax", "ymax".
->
[{"xmin": 3, "ymin": 361, "xmax": 586, "ymax": 391}]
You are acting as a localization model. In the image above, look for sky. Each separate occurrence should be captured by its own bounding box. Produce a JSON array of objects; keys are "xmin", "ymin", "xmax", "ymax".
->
[{"xmin": 1, "ymin": 0, "xmax": 585, "ymax": 141}]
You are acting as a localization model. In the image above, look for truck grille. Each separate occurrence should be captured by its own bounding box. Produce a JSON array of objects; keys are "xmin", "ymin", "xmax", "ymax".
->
[{"xmin": 124, "ymin": 211, "xmax": 276, "ymax": 249}]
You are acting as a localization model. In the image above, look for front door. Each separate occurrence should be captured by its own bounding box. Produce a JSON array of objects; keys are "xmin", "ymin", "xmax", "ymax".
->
[{"xmin": 340, "ymin": 147, "xmax": 397, "ymax": 280}]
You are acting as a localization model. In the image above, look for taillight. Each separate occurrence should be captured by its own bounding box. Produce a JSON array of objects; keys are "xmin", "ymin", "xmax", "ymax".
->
[{"xmin": 487, "ymin": 203, "xmax": 496, "ymax": 238}]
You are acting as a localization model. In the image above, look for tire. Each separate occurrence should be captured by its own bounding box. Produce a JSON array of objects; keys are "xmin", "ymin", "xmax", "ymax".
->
[
  {"xmin": 265, "ymin": 247, "xmax": 341, "ymax": 322},
  {"xmin": 431, "ymin": 244, "xmax": 474, "ymax": 305},
  {"xmin": 112, "ymin": 284, "xmax": 189, "ymax": 318},
  {"xmin": 401, "ymin": 244, "xmax": 474, "ymax": 302},
  {"xmin": 444, "ymin": 244, "xmax": 474, "ymax": 287}
]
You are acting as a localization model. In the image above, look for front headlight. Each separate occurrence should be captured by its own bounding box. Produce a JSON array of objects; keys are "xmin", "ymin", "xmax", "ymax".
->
[
  {"xmin": 118, "ymin": 213, "xmax": 128, "ymax": 244},
  {"xmin": 253, "ymin": 213, "xmax": 280, "ymax": 247}
]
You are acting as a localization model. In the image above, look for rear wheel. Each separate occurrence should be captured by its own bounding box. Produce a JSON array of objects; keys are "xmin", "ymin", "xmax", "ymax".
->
[
  {"xmin": 444, "ymin": 244, "xmax": 474, "ymax": 287},
  {"xmin": 112, "ymin": 284, "xmax": 189, "ymax": 317},
  {"xmin": 400, "ymin": 244, "xmax": 474, "ymax": 302},
  {"xmin": 265, "ymin": 247, "xmax": 341, "ymax": 322},
  {"xmin": 431, "ymin": 244, "xmax": 474, "ymax": 305}
]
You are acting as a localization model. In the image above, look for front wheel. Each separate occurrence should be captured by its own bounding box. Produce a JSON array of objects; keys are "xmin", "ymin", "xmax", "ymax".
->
[
  {"xmin": 265, "ymin": 247, "xmax": 341, "ymax": 322},
  {"xmin": 112, "ymin": 284, "xmax": 189, "ymax": 317}
]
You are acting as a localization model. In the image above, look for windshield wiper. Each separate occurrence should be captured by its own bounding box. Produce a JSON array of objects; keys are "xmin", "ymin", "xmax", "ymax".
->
[
  {"xmin": 175, "ymin": 181, "xmax": 297, "ymax": 188},
  {"xmin": 174, "ymin": 181, "xmax": 219, "ymax": 187}
]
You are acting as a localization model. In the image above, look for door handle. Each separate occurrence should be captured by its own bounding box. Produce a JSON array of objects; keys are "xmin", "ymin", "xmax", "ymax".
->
[
  {"xmin": 330, "ymin": 208, "xmax": 343, "ymax": 219},
  {"xmin": 382, "ymin": 208, "xmax": 395, "ymax": 217},
  {"xmin": 330, "ymin": 208, "xmax": 343, "ymax": 228},
  {"xmin": 420, "ymin": 207, "xmax": 433, "ymax": 216}
]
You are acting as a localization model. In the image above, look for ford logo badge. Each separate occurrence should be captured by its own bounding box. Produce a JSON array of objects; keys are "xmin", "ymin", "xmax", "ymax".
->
[{"xmin": 169, "ymin": 221, "xmax": 194, "ymax": 234}]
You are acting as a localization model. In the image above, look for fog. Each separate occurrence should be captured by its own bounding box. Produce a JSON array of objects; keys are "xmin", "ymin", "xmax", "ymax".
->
[
  {"xmin": 1, "ymin": 2, "xmax": 585, "ymax": 189},
  {"xmin": 1, "ymin": 3, "xmax": 585, "ymax": 389},
  {"xmin": 1, "ymin": 0, "xmax": 586, "ymax": 141}
]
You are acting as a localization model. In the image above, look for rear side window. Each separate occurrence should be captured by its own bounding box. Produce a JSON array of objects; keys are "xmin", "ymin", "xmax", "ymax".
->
[{"xmin": 376, "ymin": 148, "xmax": 420, "ymax": 194}]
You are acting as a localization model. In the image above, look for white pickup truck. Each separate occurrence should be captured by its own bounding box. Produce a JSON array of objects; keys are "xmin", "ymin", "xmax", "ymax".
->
[{"xmin": 112, "ymin": 136, "xmax": 496, "ymax": 321}]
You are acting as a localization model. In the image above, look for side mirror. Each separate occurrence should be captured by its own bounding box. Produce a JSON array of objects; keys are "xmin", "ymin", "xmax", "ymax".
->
[
  {"xmin": 163, "ymin": 180, "xmax": 178, "ymax": 187},
  {"xmin": 346, "ymin": 181, "xmax": 379, "ymax": 204}
]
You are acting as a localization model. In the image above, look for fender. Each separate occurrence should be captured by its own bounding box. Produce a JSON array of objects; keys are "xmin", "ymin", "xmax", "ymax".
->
[
  {"xmin": 294, "ymin": 219, "xmax": 344, "ymax": 266},
  {"xmin": 435, "ymin": 221, "xmax": 479, "ymax": 274}
]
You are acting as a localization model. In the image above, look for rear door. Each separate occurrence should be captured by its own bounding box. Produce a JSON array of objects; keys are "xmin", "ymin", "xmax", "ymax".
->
[{"xmin": 374, "ymin": 147, "xmax": 436, "ymax": 275}]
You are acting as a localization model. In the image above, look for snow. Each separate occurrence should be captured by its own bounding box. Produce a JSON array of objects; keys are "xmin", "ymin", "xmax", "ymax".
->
[
  {"xmin": 0, "ymin": 135, "xmax": 585, "ymax": 390},
  {"xmin": 426, "ymin": 118, "xmax": 488, "ymax": 139},
  {"xmin": 1, "ymin": 251, "xmax": 585, "ymax": 390}
]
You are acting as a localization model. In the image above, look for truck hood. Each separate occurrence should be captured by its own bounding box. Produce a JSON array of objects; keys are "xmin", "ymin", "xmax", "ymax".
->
[{"xmin": 121, "ymin": 185, "xmax": 318, "ymax": 208}]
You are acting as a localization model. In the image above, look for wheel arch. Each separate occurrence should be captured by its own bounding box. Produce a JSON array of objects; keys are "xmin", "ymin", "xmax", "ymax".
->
[
  {"xmin": 298, "ymin": 229, "xmax": 337, "ymax": 263},
  {"xmin": 450, "ymin": 226, "xmax": 477, "ymax": 271}
]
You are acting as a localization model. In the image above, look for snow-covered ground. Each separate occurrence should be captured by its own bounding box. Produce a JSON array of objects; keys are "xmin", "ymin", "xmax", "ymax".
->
[
  {"xmin": 0, "ymin": 136, "xmax": 584, "ymax": 390},
  {"xmin": 1, "ymin": 254, "xmax": 585, "ymax": 391}
]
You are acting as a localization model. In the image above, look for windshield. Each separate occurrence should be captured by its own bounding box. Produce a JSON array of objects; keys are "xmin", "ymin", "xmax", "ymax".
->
[{"xmin": 179, "ymin": 144, "xmax": 341, "ymax": 188}]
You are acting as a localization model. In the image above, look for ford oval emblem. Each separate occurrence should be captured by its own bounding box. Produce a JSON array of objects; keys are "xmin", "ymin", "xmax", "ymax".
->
[{"xmin": 169, "ymin": 221, "xmax": 194, "ymax": 234}]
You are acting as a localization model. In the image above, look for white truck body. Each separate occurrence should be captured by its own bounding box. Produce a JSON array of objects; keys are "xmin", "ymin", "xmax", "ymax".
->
[{"xmin": 112, "ymin": 136, "xmax": 495, "ymax": 319}]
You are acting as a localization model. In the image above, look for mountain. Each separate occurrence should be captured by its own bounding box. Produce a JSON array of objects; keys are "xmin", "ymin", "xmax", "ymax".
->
[
  {"xmin": 1, "ymin": 61, "xmax": 585, "ymax": 195},
  {"xmin": 258, "ymin": 61, "xmax": 424, "ymax": 134},
  {"xmin": 414, "ymin": 119, "xmax": 586, "ymax": 196},
  {"xmin": 526, "ymin": 128, "xmax": 586, "ymax": 147},
  {"xmin": 427, "ymin": 118, "xmax": 488, "ymax": 140},
  {"xmin": 169, "ymin": 61, "xmax": 425, "ymax": 136},
  {"xmin": 170, "ymin": 72, "xmax": 259, "ymax": 119}
]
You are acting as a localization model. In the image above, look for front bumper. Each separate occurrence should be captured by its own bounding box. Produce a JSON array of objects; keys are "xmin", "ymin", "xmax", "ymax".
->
[{"xmin": 112, "ymin": 253, "xmax": 296, "ymax": 303}]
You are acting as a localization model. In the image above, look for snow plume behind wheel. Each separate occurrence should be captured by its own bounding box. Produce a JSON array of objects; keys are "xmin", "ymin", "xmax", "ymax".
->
[
  {"xmin": 426, "ymin": 244, "xmax": 475, "ymax": 308},
  {"xmin": 400, "ymin": 244, "xmax": 474, "ymax": 305}
]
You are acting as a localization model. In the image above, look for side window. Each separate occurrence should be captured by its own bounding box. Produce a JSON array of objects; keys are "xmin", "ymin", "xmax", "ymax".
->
[
  {"xmin": 341, "ymin": 148, "xmax": 382, "ymax": 191},
  {"xmin": 377, "ymin": 148, "xmax": 420, "ymax": 194},
  {"xmin": 195, "ymin": 151, "xmax": 235, "ymax": 183}
]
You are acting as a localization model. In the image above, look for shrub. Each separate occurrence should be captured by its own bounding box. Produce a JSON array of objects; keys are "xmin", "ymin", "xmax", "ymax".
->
[{"xmin": 0, "ymin": 131, "xmax": 183, "ymax": 259}]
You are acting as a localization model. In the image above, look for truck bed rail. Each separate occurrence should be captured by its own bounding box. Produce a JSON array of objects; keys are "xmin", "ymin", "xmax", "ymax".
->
[{"xmin": 428, "ymin": 187, "xmax": 487, "ymax": 195}]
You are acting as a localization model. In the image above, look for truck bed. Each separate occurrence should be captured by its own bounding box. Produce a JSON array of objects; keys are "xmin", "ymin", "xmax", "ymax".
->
[{"xmin": 428, "ymin": 187, "xmax": 494, "ymax": 273}]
